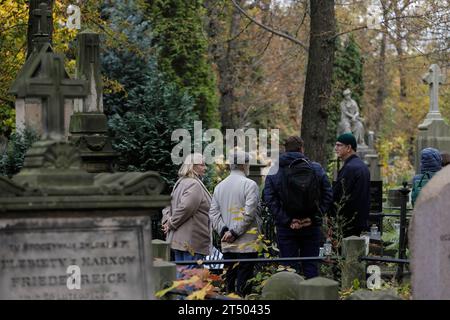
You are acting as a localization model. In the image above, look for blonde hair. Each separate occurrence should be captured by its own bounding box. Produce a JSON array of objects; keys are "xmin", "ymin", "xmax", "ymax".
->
[{"xmin": 178, "ymin": 153, "xmax": 205, "ymax": 178}]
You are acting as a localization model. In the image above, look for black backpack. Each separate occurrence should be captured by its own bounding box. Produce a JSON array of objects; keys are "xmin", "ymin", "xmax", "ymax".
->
[{"xmin": 280, "ymin": 158, "xmax": 321, "ymax": 219}]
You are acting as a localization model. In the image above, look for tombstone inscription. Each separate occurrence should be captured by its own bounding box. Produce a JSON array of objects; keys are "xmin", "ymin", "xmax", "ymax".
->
[{"xmin": 0, "ymin": 216, "xmax": 152, "ymax": 300}]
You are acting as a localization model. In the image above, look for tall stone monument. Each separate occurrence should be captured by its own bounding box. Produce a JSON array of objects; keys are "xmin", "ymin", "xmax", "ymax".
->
[
  {"xmin": 69, "ymin": 31, "xmax": 117, "ymax": 173},
  {"xmin": 10, "ymin": 2, "xmax": 87, "ymax": 140},
  {"xmin": 0, "ymin": 3, "xmax": 170, "ymax": 300},
  {"xmin": 415, "ymin": 64, "xmax": 449, "ymax": 172}
]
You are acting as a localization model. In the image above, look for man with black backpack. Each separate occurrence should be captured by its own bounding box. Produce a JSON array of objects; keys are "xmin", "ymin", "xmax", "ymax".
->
[{"xmin": 263, "ymin": 136, "xmax": 333, "ymax": 279}]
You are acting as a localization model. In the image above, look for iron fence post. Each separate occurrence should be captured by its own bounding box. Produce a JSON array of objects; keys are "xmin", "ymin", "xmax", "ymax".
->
[{"xmin": 396, "ymin": 181, "xmax": 410, "ymax": 282}]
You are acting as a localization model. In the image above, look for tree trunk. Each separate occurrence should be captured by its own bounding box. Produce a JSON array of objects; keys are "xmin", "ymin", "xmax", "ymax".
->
[
  {"xmin": 394, "ymin": 2, "xmax": 407, "ymax": 99},
  {"xmin": 27, "ymin": 0, "xmax": 54, "ymax": 58},
  {"xmin": 205, "ymin": 1, "xmax": 242, "ymax": 130},
  {"xmin": 301, "ymin": 0, "xmax": 336, "ymax": 166},
  {"xmin": 374, "ymin": 19, "xmax": 387, "ymax": 132}
]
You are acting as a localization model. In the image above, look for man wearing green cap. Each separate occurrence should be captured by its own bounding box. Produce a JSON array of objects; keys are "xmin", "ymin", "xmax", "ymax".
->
[{"xmin": 333, "ymin": 133, "xmax": 370, "ymax": 237}]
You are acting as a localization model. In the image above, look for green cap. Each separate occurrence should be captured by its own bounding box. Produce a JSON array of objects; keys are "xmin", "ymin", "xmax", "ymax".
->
[{"xmin": 337, "ymin": 133, "xmax": 357, "ymax": 151}]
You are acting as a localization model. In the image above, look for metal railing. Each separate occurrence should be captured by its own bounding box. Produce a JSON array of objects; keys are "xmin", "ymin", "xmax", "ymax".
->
[{"xmin": 153, "ymin": 184, "xmax": 413, "ymax": 281}]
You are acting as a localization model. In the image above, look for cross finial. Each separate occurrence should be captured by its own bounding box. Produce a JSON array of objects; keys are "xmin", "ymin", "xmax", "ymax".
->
[
  {"xmin": 33, "ymin": 2, "xmax": 52, "ymax": 35},
  {"xmin": 422, "ymin": 64, "xmax": 445, "ymax": 114}
]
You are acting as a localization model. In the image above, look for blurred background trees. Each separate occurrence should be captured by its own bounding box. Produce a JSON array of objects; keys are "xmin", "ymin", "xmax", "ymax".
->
[{"xmin": 0, "ymin": 0, "xmax": 449, "ymax": 185}]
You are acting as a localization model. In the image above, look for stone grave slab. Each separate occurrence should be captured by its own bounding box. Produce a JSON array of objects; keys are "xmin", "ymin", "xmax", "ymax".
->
[{"xmin": 0, "ymin": 216, "xmax": 153, "ymax": 300}]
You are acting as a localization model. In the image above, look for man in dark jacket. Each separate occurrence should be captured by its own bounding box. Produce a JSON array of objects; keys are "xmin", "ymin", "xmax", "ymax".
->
[
  {"xmin": 333, "ymin": 133, "xmax": 371, "ymax": 237},
  {"xmin": 263, "ymin": 136, "xmax": 333, "ymax": 278}
]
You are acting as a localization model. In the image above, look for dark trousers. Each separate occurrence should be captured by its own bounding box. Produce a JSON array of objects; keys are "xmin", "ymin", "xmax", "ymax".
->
[
  {"xmin": 276, "ymin": 225, "xmax": 321, "ymax": 279},
  {"xmin": 223, "ymin": 252, "xmax": 257, "ymax": 296}
]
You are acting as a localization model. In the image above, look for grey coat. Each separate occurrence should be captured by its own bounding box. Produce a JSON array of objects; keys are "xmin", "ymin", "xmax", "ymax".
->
[
  {"xmin": 164, "ymin": 177, "xmax": 212, "ymax": 256},
  {"xmin": 209, "ymin": 170, "xmax": 260, "ymax": 253}
]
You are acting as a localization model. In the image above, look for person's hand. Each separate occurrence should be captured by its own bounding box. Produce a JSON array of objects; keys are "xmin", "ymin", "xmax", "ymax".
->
[
  {"xmin": 221, "ymin": 231, "xmax": 236, "ymax": 243},
  {"xmin": 290, "ymin": 219, "xmax": 302, "ymax": 229},
  {"xmin": 290, "ymin": 218, "xmax": 312, "ymax": 229},
  {"xmin": 299, "ymin": 218, "xmax": 312, "ymax": 227},
  {"xmin": 162, "ymin": 223, "xmax": 169, "ymax": 235}
]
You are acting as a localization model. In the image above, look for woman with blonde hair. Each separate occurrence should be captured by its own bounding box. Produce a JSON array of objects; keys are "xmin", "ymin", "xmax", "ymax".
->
[{"xmin": 162, "ymin": 153, "xmax": 212, "ymax": 267}]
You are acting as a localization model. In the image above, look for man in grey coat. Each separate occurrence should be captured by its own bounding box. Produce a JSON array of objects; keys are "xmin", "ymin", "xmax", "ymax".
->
[{"xmin": 209, "ymin": 152, "xmax": 260, "ymax": 296}]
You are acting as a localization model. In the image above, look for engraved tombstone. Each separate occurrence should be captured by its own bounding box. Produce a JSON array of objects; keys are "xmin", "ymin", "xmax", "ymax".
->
[
  {"xmin": 0, "ymin": 140, "xmax": 170, "ymax": 300},
  {"xmin": 1, "ymin": 3, "xmax": 170, "ymax": 299},
  {"xmin": 410, "ymin": 165, "xmax": 450, "ymax": 299}
]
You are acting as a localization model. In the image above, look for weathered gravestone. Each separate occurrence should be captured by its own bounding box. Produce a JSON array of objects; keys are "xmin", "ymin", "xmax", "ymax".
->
[
  {"xmin": 10, "ymin": 2, "xmax": 86, "ymax": 141},
  {"xmin": 69, "ymin": 30, "xmax": 117, "ymax": 173},
  {"xmin": 415, "ymin": 64, "xmax": 449, "ymax": 172},
  {"xmin": 410, "ymin": 165, "xmax": 450, "ymax": 299},
  {"xmin": 261, "ymin": 272, "xmax": 305, "ymax": 300},
  {"xmin": 0, "ymin": 140, "xmax": 170, "ymax": 299},
  {"xmin": 0, "ymin": 3, "xmax": 170, "ymax": 299}
]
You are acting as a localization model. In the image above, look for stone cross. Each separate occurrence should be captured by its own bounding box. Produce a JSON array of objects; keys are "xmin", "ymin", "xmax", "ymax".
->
[
  {"xmin": 33, "ymin": 2, "xmax": 52, "ymax": 35},
  {"xmin": 423, "ymin": 64, "xmax": 445, "ymax": 115},
  {"xmin": 25, "ymin": 53, "xmax": 87, "ymax": 140},
  {"xmin": 27, "ymin": 1, "xmax": 53, "ymax": 57}
]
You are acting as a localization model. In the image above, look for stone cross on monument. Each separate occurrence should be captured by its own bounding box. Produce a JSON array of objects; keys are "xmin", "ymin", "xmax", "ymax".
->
[
  {"xmin": 33, "ymin": 2, "xmax": 52, "ymax": 34},
  {"xmin": 29, "ymin": 1, "xmax": 53, "ymax": 55},
  {"xmin": 415, "ymin": 64, "xmax": 450, "ymax": 171},
  {"xmin": 26, "ymin": 53, "xmax": 88, "ymax": 140},
  {"xmin": 420, "ymin": 64, "xmax": 445, "ymax": 126},
  {"xmin": 10, "ymin": 2, "xmax": 88, "ymax": 141},
  {"xmin": 27, "ymin": 1, "xmax": 53, "ymax": 57}
]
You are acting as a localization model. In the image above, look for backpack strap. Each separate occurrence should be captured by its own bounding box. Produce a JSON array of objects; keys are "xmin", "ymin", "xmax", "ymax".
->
[
  {"xmin": 418, "ymin": 172, "xmax": 432, "ymax": 187},
  {"xmin": 289, "ymin": 157, "xmax": 311, "ymax": 168}
]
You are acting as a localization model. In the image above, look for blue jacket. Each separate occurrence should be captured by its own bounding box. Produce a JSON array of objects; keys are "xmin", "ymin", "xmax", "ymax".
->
[
  {"xmin": 263, "ymin": 152, "xmax": 333, "ymax": 228},
  {"xmin": 411, "ymin": 147, "xmax": 442, "ymax": 205},
  {"xmin": 412, "ymin": 147, "xmax": 442, "ymax": 186},
  {"xmin": 332, "ymin": 154, "xmax": 371, "ymax": 230}
]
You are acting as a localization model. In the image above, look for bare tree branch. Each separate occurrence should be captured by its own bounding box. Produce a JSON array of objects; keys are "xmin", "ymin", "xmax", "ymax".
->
[{"xmin": 230, "ymin": 0, "xmax": 309, "ymax": 51}]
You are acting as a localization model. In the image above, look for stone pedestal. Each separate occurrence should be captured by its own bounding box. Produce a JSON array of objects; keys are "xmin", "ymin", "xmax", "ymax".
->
[
  {"xmin": 341, "ymin": 236, "xmax": 366, "ymax": 290},
  {"xmin": 261, "ymin": 272, "xmax": 304, "ymax": 300},
  {"xmin": 298, "ymin": 277, "xmax": 339, "ymax": 300},
  {"xmin": 152, "ymin": 239, "xmax": 171, "ymax": 261},
  {"xmin": 153, "ymin": 260, "xmax": 176, "ymax": 296},
  {"xmin": 364, "ymin": 153, "xmax": 381, "ymax": 181},
  {"xmin": 69, "ymin": 113, "xmax": 117, "ymax": 173}
]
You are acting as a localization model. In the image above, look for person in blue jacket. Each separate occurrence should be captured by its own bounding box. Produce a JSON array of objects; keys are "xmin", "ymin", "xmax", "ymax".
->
[
  {"xmin": 263, "ymin": 136, "xmax": 333, "ymax": 279},
  {"xmin": 333, "ymin": 133, "xmax": 371, "ymax": 237},
  {"xmin": 411, "ymin": 147, "xmax": 442, "ymax": 206}
]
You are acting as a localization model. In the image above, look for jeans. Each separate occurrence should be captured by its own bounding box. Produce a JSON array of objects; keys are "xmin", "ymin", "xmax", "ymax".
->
[
  {"xmin": 276, "ymin": 225, "xmax": 321, "ymax": 279},
  {"xmin": 172, "ymin": 249, "xmax": 206, "ymax": 278},
  {"xmin": 223, "ymin": 252, "xmax": 258, "ymax": 297}
]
